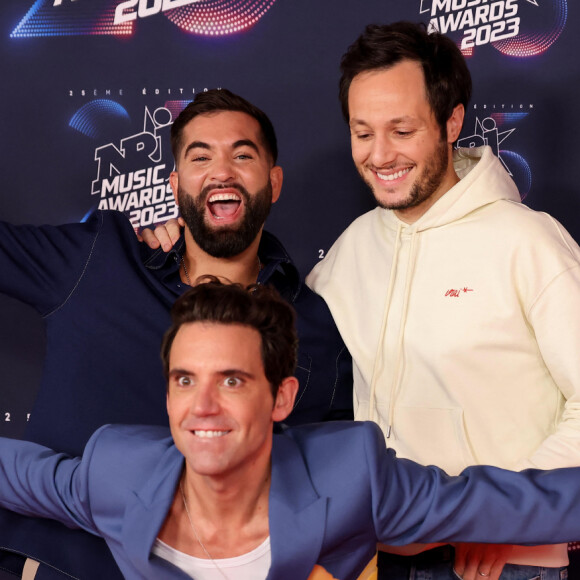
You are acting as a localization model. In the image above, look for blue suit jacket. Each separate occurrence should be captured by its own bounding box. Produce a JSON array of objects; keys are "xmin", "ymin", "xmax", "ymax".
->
[{"xmin": 1, "ymin": 421, "xmax": 580, "ymax": 580}]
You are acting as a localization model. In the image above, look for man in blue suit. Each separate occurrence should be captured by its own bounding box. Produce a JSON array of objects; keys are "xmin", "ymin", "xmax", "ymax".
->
[{"xmin": 2, "ymin": 280, "xmax": 580, "ymax": 580}]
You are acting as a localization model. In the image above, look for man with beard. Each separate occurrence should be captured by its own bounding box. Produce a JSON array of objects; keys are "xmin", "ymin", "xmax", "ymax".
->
[
  {"xmin": 307, "ymin": 22, "xmax": 580, "ymax": 580},
  {"xmin": 0, "ymin": 89, "xmax": 352, "ymax": 579}
]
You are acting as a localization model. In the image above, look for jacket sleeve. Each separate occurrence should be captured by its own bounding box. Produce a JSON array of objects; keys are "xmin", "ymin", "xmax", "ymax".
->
[
  {"xmin": 0, "ymin": 212, "xmax": 103, "ymax": 316},
  {"xmin": 514, "ymin": 258, "xmax": 580, "ymax": 470},
  {"xmin": 363, "ymin": 423, "xmax": 580, "ymax": 546},
  {"xmin": 0, "ymin": 426, "xmax": 111, "ymax": 535}
]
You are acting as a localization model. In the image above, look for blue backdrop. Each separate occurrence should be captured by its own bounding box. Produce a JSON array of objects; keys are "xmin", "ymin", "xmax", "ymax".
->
[{"xmin": 0, "ymin": 0, "xmax": 577, "ymax": 438}]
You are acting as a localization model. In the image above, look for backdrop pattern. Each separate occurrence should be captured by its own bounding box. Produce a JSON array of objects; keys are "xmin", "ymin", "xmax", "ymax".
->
[{"xmin": 0, "ymin": 0, "xmax": 578, "ymax": 442}]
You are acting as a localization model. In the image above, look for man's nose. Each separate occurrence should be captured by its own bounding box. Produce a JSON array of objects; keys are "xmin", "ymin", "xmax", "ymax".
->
[
  {"xmin": 191, "ymin": 383, "xmax": 220, "ymax": 416},
  {"xmin": 209, "ymin": 156, "xmax": 236, "ymax": 183},
  {"xmin": 369, "ymin": 134, "xmax": 396, "ymax": 168}
]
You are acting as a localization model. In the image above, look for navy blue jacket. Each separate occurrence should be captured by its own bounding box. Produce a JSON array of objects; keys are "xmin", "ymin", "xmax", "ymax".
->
[{"xmin": 0, "ymin": 210, "xmax": 352, "ymax": 579}]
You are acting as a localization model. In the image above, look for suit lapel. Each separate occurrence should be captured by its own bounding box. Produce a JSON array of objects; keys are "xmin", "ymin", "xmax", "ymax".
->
[
  {"xmin": 121, "ymin": 444, "xmax": 192, "ymax": 578},
  {"xmin": 267, "ymin": 433, "xmax": 328, "ymax": 580},
  {"xmin": 120, "ymin": 431, "xmax": 329, "ymax": 579}
]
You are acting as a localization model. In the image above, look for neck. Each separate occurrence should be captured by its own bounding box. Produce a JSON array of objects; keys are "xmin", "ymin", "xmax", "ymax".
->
[
  {"xmin": 158, "ymin": 459, "xmax": 272, "ymax": 559},
  {"xmin": 181, "ymin": 230, "xmax": 263, "ymax": 287},
  {"xmin": 183, "ymin": 459, "xmax": 272, "ymax": 527}
]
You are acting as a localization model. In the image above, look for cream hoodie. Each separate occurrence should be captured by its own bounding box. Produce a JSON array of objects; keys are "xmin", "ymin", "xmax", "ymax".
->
[{"xmin": 308, "ymin": 146, "xmax": 580, "ymax": 565}]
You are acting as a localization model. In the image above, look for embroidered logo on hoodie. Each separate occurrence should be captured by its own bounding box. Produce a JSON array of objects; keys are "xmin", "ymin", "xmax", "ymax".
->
[{"xmin": 445, "ymin": 287, "xmax": 474, "ymax": 298}]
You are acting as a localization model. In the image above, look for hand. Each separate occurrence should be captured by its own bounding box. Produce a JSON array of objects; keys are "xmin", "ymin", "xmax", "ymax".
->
[
  {"xmin": 453, "ymin": 543, "xmax": 513, "ymax": 580},
  {"xmin": 138, "ymin": 218, "xmax": 183, "ymax": 252}
]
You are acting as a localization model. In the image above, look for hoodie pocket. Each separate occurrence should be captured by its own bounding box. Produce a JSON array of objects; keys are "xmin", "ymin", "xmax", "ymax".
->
[{"xmin": 393, "ymin": 406, "xmax": 477, "ymax": 475}]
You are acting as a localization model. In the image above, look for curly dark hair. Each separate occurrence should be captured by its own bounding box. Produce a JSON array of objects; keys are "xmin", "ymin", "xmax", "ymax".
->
[{"xmin": 161, "ymin": 278, "xmax": 297, "ymax": 396}]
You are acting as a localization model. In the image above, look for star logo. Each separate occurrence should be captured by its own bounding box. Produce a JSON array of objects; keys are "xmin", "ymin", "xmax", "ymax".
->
[{"xmin": 458, "ymin": 116, "xmax": 516, "ymax": 175}]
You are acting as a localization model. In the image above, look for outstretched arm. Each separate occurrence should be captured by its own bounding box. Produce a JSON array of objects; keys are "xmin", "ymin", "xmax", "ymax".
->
[
  {"xmin": 364, "ymin": 423, "xmax": 580, "ymax": 547},
  {"xmin": 0, "ymin": 214, "xmax": 103, "ymax": 314},
  {"xmin": 0, "ymin": 432, "xmax": 103, "ymax": 535}
]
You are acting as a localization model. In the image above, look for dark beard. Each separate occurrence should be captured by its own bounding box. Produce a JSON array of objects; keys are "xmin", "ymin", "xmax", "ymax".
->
[
  {"xmin": 178, "ymin": 181, "xmax": 272, "ymax": 258},
  {"xmin": 368, "ymin": 138, "xmax": 449, "ymax": 211}
]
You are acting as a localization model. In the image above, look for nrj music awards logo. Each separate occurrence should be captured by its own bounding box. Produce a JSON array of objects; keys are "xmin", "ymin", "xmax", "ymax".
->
[
  {"xmin": 420, "ymin": 0, "xmax": 567, "ymax": 56},
  {"xmin": 70, "ymin": 99, "xmax": 185, "ymax": 229},
  {"xmin": 458, "ymin": 106, "xmax": 532, "ymax": 200},
  {"xmin": 11, "ymin": 0, "xmax": 277, "ymax": 37}
]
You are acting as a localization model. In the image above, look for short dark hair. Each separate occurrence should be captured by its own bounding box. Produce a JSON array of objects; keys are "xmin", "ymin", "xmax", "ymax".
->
[
  {"xmin": 170, "ymin": 88, "xmax": 278, "ymax": 164},
  {"xmin": 161, "ymin": 279, "xmax": 297, "ymax": 397},
  {"xmin": 339, "ymin": 22, "xmax": 472, "ymax": 138}
]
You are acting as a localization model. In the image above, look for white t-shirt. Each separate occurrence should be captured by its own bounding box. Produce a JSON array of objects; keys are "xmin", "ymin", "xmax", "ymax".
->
[{"xmin": 152, "ymin": 537, "xmax": 271, "ymax": 580}]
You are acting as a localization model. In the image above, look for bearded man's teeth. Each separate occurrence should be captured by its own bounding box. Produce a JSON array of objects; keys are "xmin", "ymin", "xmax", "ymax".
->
[
  {"xmin": 376, "ymin": 168, "xmax": 411, "ymax": 181},
  {"xmin": 208, "ymin": 193, "xmax": 239, "ymax": 203}
]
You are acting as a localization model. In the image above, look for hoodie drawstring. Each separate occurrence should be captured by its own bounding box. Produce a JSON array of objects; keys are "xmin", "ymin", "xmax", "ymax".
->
[
  {"xmin": 368, "ymin": 223, "xmax": 420, "ymax": 439},
  {"xmin": 368, "ymin": 223, "xmax": 402, "ymax": 434}
]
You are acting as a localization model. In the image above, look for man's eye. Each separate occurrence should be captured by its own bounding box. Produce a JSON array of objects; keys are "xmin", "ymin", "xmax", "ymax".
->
[
  {"xmin": 395, "ymin": 130, "xmax": 414, "ymax": 137},
  {"xmin": 355, "ymin": 133, "xmax": 371, "ymax": 141},
  {"xmin": 192, "ymin": 156, "xmax": 209, "ymax": 162},
  {"xmin": 224, "ymin": 377, "xmax": 242, "ymax": 387},
  {"xmin": 235, "ymin": 153, "xmax": 252, "ymax": 160},
  {"xmin": 177, "ymin": 376, "xmax": 192, "ymax": 386}
]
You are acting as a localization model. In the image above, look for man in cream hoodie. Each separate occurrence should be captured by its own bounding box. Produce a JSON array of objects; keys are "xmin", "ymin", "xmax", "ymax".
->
[{"xmin": 307, "ymin": 21, "xmax": 579, "ymax": 580}]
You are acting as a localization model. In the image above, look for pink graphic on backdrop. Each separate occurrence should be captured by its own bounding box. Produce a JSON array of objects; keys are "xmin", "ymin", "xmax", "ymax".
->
[
  {"xmin": 11, "ymin": 0, "xmax": 277, "ymax": 38},
  {"xmin": 492, "ymin": 0, "xmax": 567, "ymax": 57},
  {"xmin": 11, "ymin": 0, "xmax": 132, "ymax": 37},
  {"xmin": 422, "ymin": 0, "xmax": 567, "ymax": 59},
  {"xmin": 164, "ymin": 0, "xmax": 277, "ymax": 35}
]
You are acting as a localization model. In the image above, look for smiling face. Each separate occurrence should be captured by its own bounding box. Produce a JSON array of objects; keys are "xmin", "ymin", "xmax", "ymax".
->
[
  {"xmin": 170, "ymin": 111, "xmax": 282, "ymax": 258},
  {"xmin": 348, "ymin": 61, "xmax": 464, "ymax": 223},
  {"xmin": 166, "ymin": 322, "xmax": 296, "ymax": 482}
]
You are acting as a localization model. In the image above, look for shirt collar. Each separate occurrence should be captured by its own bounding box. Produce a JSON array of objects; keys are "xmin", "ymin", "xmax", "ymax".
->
[{"xmin": 141, "ymin": 230, "xmax": 302, "ymax": 300}]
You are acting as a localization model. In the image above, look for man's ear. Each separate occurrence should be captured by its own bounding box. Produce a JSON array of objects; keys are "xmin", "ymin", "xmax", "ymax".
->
[
  {"xmin": 169, "ymin": 171, "xmax": 179, "ymax": 206},
  {"xmin": 271, "ymin": 376, "xmax": 298, "ymax": 422},
  {"xmin": 270, "ymin": 165, "xmax": 283, "ymax": 204},
  {"xmin": 446, "ymin": 104, "xmax": 465, "ymax": 144}
]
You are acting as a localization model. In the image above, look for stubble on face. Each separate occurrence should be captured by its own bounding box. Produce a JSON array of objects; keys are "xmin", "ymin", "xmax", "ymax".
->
[
  {"xmin": 178, "ymin": 181, "xmax": 272, "ymax": 259},
  {"xmin": 362, "ymin": 136, "xmax": 449, "ymax": 212}
]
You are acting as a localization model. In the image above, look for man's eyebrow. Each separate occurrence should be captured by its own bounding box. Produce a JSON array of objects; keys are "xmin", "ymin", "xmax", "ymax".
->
[
  {"xmin": 182, "ymin": 140, "xmax": 211, "ymax": 158},
  {"xmin": 389, "ymin": 116, "xmax": 417, "ymax": 124},
  {"xmin": 350, "ymin": 115, "xmax": 417, "ymax": 128},
  {"xmin": 348, "ymin": 118, "xmax": 368, "ymax": 129},
  {"xmin": 218, "ymin": 369, "xmax": 255, "ymax": 380},
  {"xmin": 168, "ymin": 368, "xmax": 256, "ymax": 380},
  {"xmin": 168, "ymin": 368, "xmax": 194, "ymax": 378},
  {"xmin": 181, "ymin": 139, "xmax": 260, "ymax": 159},
  {"xmin": 232, "ymin": 139, "xmax": 260, "ymax": 154}
]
